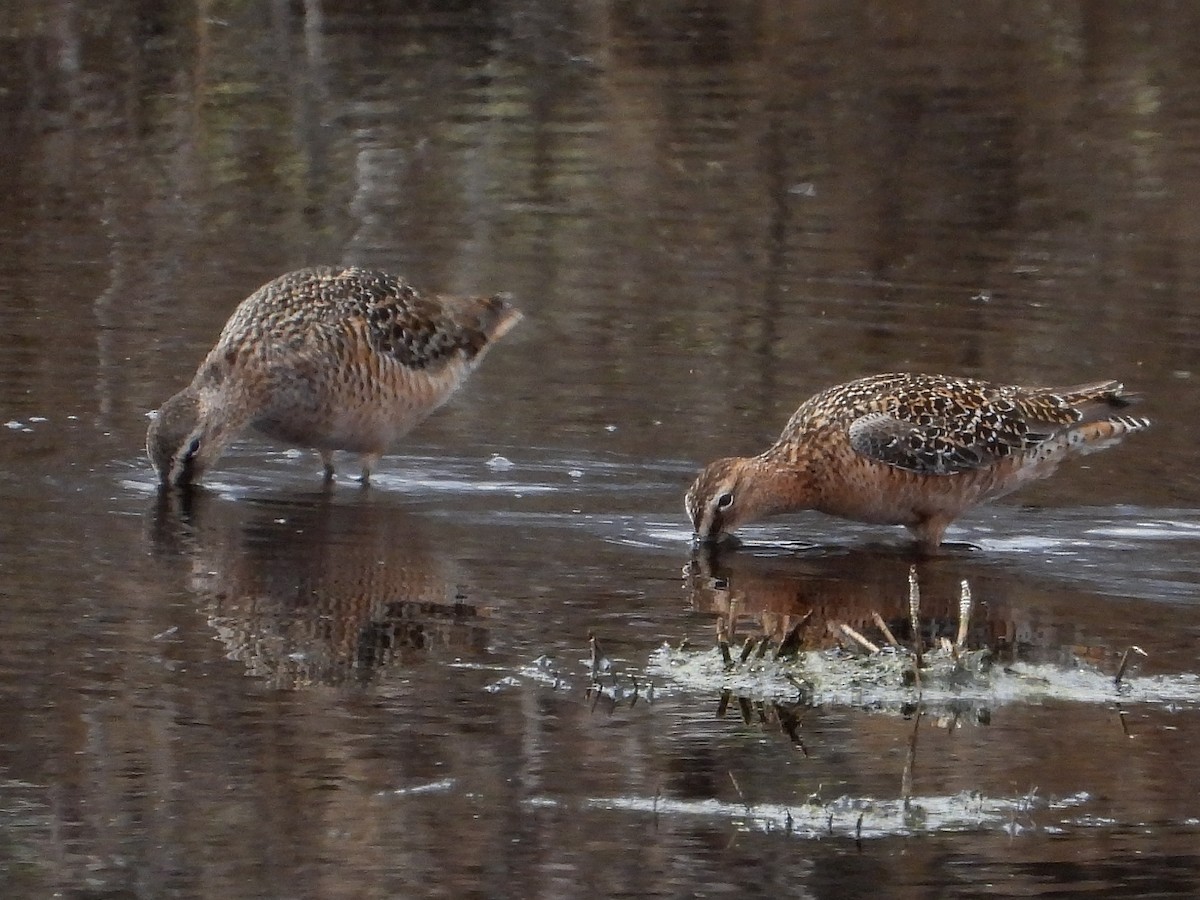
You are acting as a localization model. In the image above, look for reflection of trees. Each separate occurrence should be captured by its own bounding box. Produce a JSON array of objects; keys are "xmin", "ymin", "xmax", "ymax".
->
[
  {"xmin": 3, "ymin": 2, "xmax": 1196, "ymax": 485},
  {"xmin": 3, "ymin": 5, "xmax": 1199, "ymax": 895}
]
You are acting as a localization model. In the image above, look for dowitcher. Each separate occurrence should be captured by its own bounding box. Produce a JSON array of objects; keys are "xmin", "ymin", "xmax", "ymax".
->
[
  {"xmin": 147, "ymin": 266, "xmax": 521, "ymax": 487},
  {"xmin": 685, "ymin": 373, "xmax": 1150, "ymax": 551}
]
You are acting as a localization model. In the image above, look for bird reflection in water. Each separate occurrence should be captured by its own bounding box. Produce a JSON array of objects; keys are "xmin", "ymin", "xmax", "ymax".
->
[
  {"xmin": 149, "ymin": 489, "xmax": 490, "ymax": 687},
  {"xmin": 678, "ymin": 546, "xmax": 1025, "ymax": 749},
  {"xmin": 683, "ymin": 544, "xmax": 1018, "ymax": 661}
]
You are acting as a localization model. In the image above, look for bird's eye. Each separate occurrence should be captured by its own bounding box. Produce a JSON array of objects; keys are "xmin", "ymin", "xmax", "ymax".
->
[{"xmin": 716, "ymin": 491, "xmax": 734, "ymax": 510}]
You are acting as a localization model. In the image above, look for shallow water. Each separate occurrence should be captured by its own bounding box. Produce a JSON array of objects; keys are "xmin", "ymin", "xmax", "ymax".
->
[{"xmin": 4, "ymin": 3, "xmax": 1200, "ymax": 897}]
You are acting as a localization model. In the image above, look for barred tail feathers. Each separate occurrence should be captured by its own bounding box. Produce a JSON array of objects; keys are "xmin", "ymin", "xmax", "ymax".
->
[
  {"xmin": 998, "ymin": 413, "xmax": 1151, "ymax": 498},
  {"xmin": 1064, "ymin": 414, "xmax": 1152, "ymax": 456}
]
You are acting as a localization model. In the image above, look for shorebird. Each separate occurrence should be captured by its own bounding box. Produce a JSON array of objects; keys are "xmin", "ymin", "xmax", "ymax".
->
[
  {"xmin": 147, "ymin": 266, "xmax": 521, "ymax": 487},
  {"xmin": 685, "ymin": 373, "xmax": 1150, "ymax": 551}
]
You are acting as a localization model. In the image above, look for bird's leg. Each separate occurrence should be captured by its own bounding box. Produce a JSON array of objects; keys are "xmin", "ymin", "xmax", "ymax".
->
[
  {"xmin": 908, "ymin": 514, "xmax": 952, "ymax": 555},
  {"xmin": 359, "ymin": 452, "xmax": 382, "ymax": 485},
  {"xmin": 320, "ymin": 450, "xmax": 336, "ymax": 482}
]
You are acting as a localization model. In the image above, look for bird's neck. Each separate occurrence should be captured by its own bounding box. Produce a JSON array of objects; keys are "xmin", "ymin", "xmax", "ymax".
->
[{"xmin": 744, "ymin": 451, "xmax": 817, "ymax": 518}]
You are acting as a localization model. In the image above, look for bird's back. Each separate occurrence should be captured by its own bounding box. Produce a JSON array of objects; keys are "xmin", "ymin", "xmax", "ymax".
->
[
  {"xmin": 764, "ymin": 372, "xmax": 1148, "ymax": 529},
  {"xmin": 215, "ymin": 267, "xmax": 516, "ymax": 368},
  {"xmin": 196, "ymin": 266, "xmax": 521, "ymax": 454},
  {"xmin": 773, "ymin": 373, "xmax": 1141, "ymax": 470}
]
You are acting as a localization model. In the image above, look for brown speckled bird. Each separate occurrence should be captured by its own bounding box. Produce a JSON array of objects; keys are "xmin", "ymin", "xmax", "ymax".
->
[
  {"xmin": 685, "ymin": 373, "xmax": 1151, "ymax": 551},
  {"xmin": 147, "ymin": 266, "xmax": 521, "ymax": 487}
]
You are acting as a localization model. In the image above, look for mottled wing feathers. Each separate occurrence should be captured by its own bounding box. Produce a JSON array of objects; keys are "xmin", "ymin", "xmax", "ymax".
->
[
  {"xmin": 785, "ymin": 373, "xmax": 1142, "ymax": 476},
  {"xmin": 216, "ymin": 267, "xmax": 518, "ymax": 371},
  {"xmin": 363, "ymin": 285, "xmax": 515, "ymax": 370},
  {"xmin": 846, "ymin": 411, "xmax": 994, "ymax": 475}
]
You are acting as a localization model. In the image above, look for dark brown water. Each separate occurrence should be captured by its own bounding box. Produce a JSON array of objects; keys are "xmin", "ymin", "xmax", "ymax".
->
[{"xmin": 3, "ymin": 3, "xmax": 1200, "ymax": 897}]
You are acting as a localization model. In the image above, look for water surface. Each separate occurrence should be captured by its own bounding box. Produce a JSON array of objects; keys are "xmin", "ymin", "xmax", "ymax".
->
[{"xmin": 3, "ymin": 3, "xmax": 1200, "ymax": 897}]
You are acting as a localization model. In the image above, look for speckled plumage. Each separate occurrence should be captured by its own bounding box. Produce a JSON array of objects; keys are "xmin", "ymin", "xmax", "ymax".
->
[
  {"xmin": 147, "ymin": 266, "xmax": 521, "ymax": 486},
  {"xmin": 686, "ymin": 373, "xmax": 1151, "ymax": 550}
]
